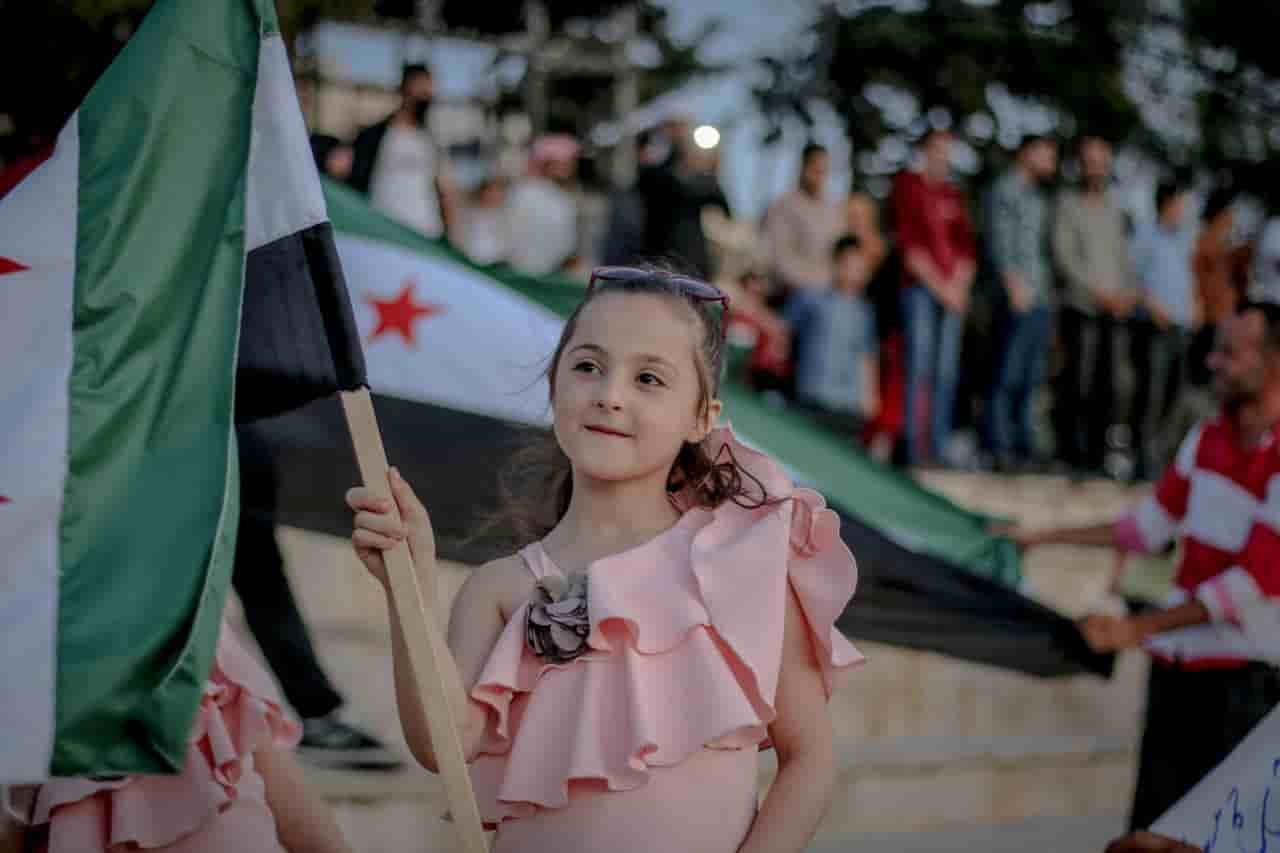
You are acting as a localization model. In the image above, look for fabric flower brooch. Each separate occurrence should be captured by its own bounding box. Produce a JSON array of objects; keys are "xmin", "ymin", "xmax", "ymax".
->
[{"xmin": 526, "ymin": 573, "xmax": 591, "ymax": 663}]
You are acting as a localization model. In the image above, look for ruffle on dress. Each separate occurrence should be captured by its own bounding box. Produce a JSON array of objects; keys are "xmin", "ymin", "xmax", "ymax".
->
[
  {"xmin": 25, "ymin": 623, "xmax": 300, "ymax": 852},
  {"xmin": 467, "ymin": 425, "xmax": 863, "ymax": 827}
]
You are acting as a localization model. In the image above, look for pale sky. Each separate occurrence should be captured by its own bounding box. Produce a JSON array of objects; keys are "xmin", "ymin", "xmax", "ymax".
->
[
  {"xmin": 655, "ymin": 0, "xmax": 818, "ymax": 64},
  {"xmin": 310, "ymin": 1, "xmax": 833, "ymax": 217}
]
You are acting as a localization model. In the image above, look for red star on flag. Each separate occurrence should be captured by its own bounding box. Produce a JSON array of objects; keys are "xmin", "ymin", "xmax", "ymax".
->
[{"xmin": 366, "ymin": 280, "xmax": 442, "ymax": 347}]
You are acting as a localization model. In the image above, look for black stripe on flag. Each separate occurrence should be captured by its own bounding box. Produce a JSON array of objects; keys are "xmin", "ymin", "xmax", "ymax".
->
[
  {"xmin": 237, "ymin": 222, "xmax": 367, "ymax": 424},
  {"xmin": 240, "ymin": 395, "xmax": 1114, "ymax": 679}
]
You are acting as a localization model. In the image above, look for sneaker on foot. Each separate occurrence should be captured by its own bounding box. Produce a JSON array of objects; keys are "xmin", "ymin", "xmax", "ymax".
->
[{"xmin": 299, "ymin": 712, "xmax": 404, "ymax": 770}]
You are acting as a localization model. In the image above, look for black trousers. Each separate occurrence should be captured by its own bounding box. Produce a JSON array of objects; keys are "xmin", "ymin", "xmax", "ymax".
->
[
  {"xmin": 234, "ymin": 429, "xmax": 344, "ymax": 721},
  {"xmin": 1129, "ymin": 322, "xmax": 1190, "ymax": 478},
  {"xmin": 1129, "ymin": 660, "xmax": 1280, "ymax": 831},
  {"xmin": 1054, "ymin": 308, "xmax": 1128, "ymax": 470}
]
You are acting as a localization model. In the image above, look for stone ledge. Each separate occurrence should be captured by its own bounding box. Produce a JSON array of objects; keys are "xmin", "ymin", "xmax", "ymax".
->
[
  {"xmin": 807, "ymin": 814, "xmax": 1128, "ymax": 853},
  {"xmin": 836, "ymin": 734, "xmax": 1134, "ymax": 774},
  {"xmin": 309, "ymin": 733, "xmax": 1135, "ymax": 803}
]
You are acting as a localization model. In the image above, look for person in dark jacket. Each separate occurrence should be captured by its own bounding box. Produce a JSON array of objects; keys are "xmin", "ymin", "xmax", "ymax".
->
[{"xmin": 634, "ymin": 118, "xmax": 729, "ymax": 278}]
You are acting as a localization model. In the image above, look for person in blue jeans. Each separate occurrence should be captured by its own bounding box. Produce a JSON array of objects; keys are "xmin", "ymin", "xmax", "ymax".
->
[
  {"xmin": 892, "ymin": 128, "xmax": 978, "ymax": 466},
  {"xmin": 982, "ymin": 134, "xmax": 1059, "ymax": 470}
]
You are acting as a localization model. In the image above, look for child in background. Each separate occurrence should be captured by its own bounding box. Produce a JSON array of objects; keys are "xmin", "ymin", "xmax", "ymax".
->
[
  {"xmin": 6, "ymin": 618, "xmax": 352, "ymax": 853},
  {"xmin": 724, "ymin": 267, "xmax": 792, "ymax": 394},
  {"xmin": 348, "ymin": 266, "xmax": 863, "ymax": 852},
  {"xmin": 786, "ymin": 235, "xmax": 880, "ymax": 441}
]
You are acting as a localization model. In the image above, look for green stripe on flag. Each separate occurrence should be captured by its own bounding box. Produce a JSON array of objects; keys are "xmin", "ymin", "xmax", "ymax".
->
[
  {"xmin": 719, "ymin": 384, "xmax": 1019, "ymax": 585},
  {"xmin": 53, "ymin": 0, "xmax": 261, "ymax": 775},
  {"xmin": 324, "ymin": 179, "xmax": 588, "ymax": 319}
]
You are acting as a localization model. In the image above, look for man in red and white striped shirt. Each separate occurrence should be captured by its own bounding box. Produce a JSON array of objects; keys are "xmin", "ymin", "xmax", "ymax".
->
[{"xmin": 1011, "ymin": 302, "xmax": 1280, "ymax": 830}]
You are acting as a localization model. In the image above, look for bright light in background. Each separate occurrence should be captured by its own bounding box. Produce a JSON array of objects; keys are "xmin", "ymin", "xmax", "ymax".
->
[{"xmin": 693, "ymin": 124, "xmax": 721, "ymax": 149}]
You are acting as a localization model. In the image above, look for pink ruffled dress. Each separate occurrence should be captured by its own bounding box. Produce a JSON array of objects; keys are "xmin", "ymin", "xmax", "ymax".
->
[
  {"xmin": 14, "ymin": 621, "xmax": 301, "ymax": 853},
  {"xmin": 469, "ymin": 427, "xmax": 864, "ymax": 853}
]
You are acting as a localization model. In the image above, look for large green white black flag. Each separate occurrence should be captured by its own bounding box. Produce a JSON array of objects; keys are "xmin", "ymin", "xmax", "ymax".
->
[
  {"xmin": 0, "ymin": 0, "xmax": 364, "ymax": 781},
  {"xmin": 245, "ymin": 181, "xmax": 1113, "ymax": 681}
]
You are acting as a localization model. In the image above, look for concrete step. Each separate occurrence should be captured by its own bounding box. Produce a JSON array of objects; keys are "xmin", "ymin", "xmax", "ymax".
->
[
  {"xmin": 307, "ymin": 761, "xmax": 1129, "ymax": 853},
  {"xmin": 320, "ymin": 802, "xmax": 1125, "ymax": 853},
  {"xmin": 807, "ymin": 815, "xmax": 1127, "ymax": 853},
  {"xmin": 306, "ymin": 729, "xmax": 1135, "ymax": 842}
]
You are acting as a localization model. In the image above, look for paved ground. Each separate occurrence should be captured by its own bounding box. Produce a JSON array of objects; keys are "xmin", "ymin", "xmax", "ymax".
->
[{"xmin": 807, "ymin": 815, "xmax": 1126, "ymax": 853}]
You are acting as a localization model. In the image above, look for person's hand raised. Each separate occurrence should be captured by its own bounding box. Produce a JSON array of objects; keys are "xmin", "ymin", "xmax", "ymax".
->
[
  {"xmin": 1079, "ymin": 613, "xmax": 1144, "ymax": 653},
  {"xmin": 346, "ymin": 467, "xmax": 438, "ymax": 589}
]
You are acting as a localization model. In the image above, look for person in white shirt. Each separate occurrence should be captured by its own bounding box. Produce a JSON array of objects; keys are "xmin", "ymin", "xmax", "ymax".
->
[
  {"xmin": 764, "ymin": 144, "xmax": 845, "ymax": 296},
  {"xmin": 505, "ymin": 134, "xmax": 581, "ymax": 277},
  {"xmin": 349, "ymin": 63, "xmax": 458, "ymax": 241},
  {"xmin": 459, "ymin": 176, "xmax": 510, "ymax": 266}
]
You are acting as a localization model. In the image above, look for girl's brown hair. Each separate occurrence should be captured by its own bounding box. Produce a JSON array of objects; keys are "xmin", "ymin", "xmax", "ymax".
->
[{"xmin": 490, "ymin": 268, "xmax": 772, "ymax": 547}]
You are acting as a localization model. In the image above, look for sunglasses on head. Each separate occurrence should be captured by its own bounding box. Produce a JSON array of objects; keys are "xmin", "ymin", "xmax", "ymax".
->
[{"xmin": 586, "ymin": 266, "xmax": 731, "ymax": 346}]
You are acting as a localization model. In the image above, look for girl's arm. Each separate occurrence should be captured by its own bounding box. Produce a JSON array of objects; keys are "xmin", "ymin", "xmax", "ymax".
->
[
  {"xmin": 385, "ymin": 557, "xmax": 509, "ymax": 771},
  {"xmin": 348, "ymin": 471, "xmax": 510, "ymax": 773},
  {"xmin": 737, "ymin": 587, "xmax": 838, "ymax": 853},
  {"xmin": 256, "ymin": 746, "xmax": 353, "ymax": 853}
]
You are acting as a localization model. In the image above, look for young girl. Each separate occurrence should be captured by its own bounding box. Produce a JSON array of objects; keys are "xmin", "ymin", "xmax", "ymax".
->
[
  {"xmin": 348, "ymin": 267, "xmax": 864, "ymax": 852},
  {"xmin": 5, "ymin": 616, "xmax": 352, "ymax": 853}
]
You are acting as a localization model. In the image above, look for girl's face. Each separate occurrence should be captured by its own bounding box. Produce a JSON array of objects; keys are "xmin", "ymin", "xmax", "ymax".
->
[{"xmin": 552, "ymin": 292, "xmax": 721, "ymax": 486}]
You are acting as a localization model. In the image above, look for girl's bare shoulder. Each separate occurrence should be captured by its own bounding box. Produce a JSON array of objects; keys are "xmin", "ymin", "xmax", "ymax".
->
[{"xmin": 460, "ymin": 551, "xmax": 535, "ymax": 619}]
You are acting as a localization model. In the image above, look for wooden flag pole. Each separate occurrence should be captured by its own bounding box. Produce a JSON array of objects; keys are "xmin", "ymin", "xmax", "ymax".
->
[{"xmin": 340, "ymin": 388, "xmax": 489, "ymax": 853}]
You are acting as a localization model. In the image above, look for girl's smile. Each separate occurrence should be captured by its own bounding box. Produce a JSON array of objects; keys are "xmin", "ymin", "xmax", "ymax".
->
[
  {"xmin": 552, "ymin": 292, "xmax": 717, "ymax": 487},
  {"xmin": 583, "ymin": 424, "xmax": 632, "ymax": 438}
]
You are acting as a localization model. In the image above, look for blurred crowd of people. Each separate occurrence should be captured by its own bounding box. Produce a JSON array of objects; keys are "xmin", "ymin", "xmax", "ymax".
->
[
  {"xmin": 318, "ymin": 61, "xmax": 1278, "ymax": 483},
  {"xmin": 311, "ymin": 63, "xmax": 594, "ymax": 280},
  {"xmin": 726, "ymin": 129, "xmax": 1264, "ymax": 479}
]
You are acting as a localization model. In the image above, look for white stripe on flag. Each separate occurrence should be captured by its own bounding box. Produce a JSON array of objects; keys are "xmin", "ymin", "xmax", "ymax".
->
[
  {"xmin": 0, "ymin": 116, "xmax": 79, "ymax": 781},
  {"xmin": 245, "ymin": 33, "xmax": 327, "ymax": 251},
  {"xmin": 338, "ymin": 234, "xmax": 564, "ymax": 426}
]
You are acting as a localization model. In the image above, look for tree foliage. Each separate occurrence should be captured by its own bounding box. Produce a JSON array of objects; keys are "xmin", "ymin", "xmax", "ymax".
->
[
  {"xmin": 1, "ymin": 0, "xmax": 374, "ymax": 156},
  {"xmin": 1176, "ymin": 0, "xmax": 1280, "ymax": 205},
  {"xmin": 2, "ymin": 0, "xmax": 711, "ymax": 164},
  {"xmin": 761, "ymin": 0, "xmax": 1280, "ymax": 200},
  {"xmin": 760, "ymin": 0, "xmax": 1150, "ymax": 185},
  {"xmin": 65, "ymin": 0, "xmax": 376, "ymax": 38}
]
